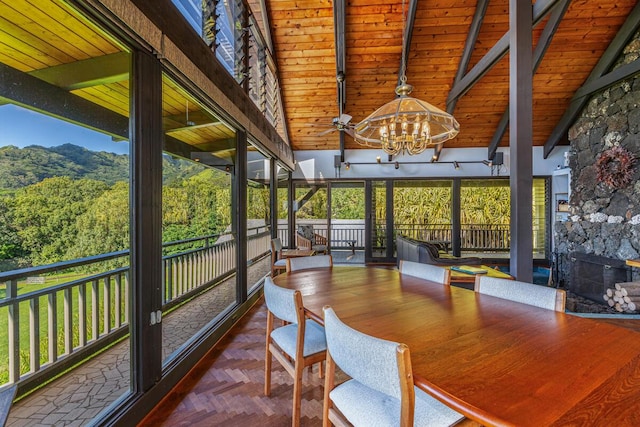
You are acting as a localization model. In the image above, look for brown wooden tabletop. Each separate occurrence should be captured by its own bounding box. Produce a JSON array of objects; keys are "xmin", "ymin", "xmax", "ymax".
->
[{"xmin": 274, "ymin": 266, "xmax": 640, "ymax": 426}]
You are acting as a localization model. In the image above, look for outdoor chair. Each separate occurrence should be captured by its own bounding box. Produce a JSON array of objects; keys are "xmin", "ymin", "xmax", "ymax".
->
[
  {"xmin": 286, "ymin": 254, "xmax": 333, "ymax": 272},
  {"xmin": 264, "ymin": 277, "xmax": 327, "ymax": 427},
  {"xmin": 474, "ymin": 275, "xmax": 566, "ymax": 311},
  {"xmin": 270, "ymin": 237, "xmax": 287, "ymax": 277},
  {"xmin": 322, "ymin": 306, "xmax": 465, "ymax": 427},
  {"xmin": 296, "ymin": 225, "xmax": 328, "ymax": 254},
  {"xmin": 399, "ymin": 260, "xmax": 451, "ymax": 285}
]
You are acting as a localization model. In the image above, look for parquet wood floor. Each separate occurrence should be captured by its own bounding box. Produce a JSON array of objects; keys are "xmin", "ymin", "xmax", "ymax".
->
[
  {"xmin": 139, "ymin": 294, "xmax": 640, "ymax": 427},
  {"xmin": 138, "ymin": 299, "xmax": 328, "ymax": 426}
]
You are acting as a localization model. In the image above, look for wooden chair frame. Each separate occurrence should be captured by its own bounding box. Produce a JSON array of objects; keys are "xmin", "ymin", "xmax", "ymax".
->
[
  {"xmin": 270, "ymin": 238, "xmax": 287, "ymax": 277},
  {"xmin": 323, "ymin": 336, "xmax": 415, "ymax": 427},
  {"xmin": 265, "ymin": 289, "xmax": 326, "ymax": 427}
]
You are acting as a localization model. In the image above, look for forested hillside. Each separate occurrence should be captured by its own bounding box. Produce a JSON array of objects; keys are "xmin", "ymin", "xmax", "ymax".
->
[
  {"xmin": 0, "ymin": 144, "xmax": 203, "ymax": 190},
  {"xmin": 0, "ymin": 145, "xmax": 248, "ymax": 272}
]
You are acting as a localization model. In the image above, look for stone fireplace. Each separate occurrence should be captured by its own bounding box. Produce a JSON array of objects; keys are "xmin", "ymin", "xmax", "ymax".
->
[{"xmin": 554, "ymin": 30, "xmax": 640, "ymax": 308}]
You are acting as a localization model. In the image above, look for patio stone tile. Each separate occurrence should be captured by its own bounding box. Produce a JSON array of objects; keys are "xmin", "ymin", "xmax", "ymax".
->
[{"xmin": 6, "ymin": 258, "xmax": 272, "ymax": 426}]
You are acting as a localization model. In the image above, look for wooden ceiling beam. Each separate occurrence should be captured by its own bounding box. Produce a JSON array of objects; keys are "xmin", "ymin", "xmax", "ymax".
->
[
  {"xmin": 446, "ymin": 0, "xmax": 561, "ymax": 105},
  {"xmin": 434, "ymin": 0, "xmax": 489, "ymax": 161},
  {"xmin": 436, "ymin": 0, "xmax": 560, "ymax": 162},
  {"xmin": 334, "ymin": 0, "xmax": 346, "ymax": 161},
  {"xmin": 488, "ymin": 0, "xmax": 571, "ymax": 160},
  {"xmin": 543, "ymin": 1, "xmax": 640, "ymax": 157},
  {"xmin": 398, "ymin": 0, "xmax": 418, "ymax": 84},
  {"xmin": 28, "ymin": 52, "xmax": 130, "ymax": 91}
]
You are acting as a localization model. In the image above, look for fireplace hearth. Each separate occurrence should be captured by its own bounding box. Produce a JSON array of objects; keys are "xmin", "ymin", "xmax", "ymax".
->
[{"xmin": 568, "ymin": 252, "xmax": 631, "ymax": 304}]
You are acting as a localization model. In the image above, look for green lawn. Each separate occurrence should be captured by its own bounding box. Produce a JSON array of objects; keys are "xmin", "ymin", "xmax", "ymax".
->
[{"xmin": 0, "ymin": 271, "xmax": 127, "ymax": 384}]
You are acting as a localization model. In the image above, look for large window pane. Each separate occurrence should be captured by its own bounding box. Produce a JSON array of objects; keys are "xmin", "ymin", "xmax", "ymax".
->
[
  {"xmin": 294, "ymin": 183, "xmax": 328, "ymax": 246},
  {"xmin": 0, "ymin": 0, "xmax": 132, "ymax": 421},
  {"xmin": 276, "ymin": 166, "xmax": 290, "ymax": 246},
  {"xmin": 460, "ymin": 178, "xmax": 548, "ymax": 258},
  {"xmin": 393, "ymin": 180, "xmax": 452, "ymax": 243},
  {"xmin": 330, "ymin": 182, "xmax": 365, "ymax": 263},
  {"xmin": 161, "ymin": 75, "xmax": 237, "ymax": 364},
  {"xmin": 247, "ymin": 144, "xmax": 271, "ymax": 293}
]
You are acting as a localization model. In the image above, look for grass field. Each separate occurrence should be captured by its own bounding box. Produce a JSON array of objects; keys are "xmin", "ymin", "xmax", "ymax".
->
[{"xmin": 0, "ymin": 271, "xmax": 127, "ymax": 384}]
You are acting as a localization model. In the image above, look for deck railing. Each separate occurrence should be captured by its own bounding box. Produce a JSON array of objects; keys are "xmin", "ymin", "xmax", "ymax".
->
[
  {"xmin": 0, "ymin": 226, "xmax": 270, "ymax": 391},
  {"xmin": 280, "ymin": 221, "xmax": 513, "ymax": 252}
]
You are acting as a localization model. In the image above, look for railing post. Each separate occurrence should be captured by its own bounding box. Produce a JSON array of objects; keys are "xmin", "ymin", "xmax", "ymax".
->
[
  {"xmin": 8, "ymin": 279, "xmax": 20, "ymax": 383},
  {"xmin": 48, "ymin": 292, "xmax": 58, "ymax": 364},
  {"xmin": 64, "ymin": 288, "xmax": 73, "ymax": 356}
]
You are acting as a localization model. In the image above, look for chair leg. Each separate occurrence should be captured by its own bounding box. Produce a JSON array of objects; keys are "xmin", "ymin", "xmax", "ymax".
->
[
  {"xmin": 264, "ymin": 347, "xmax": 272, "ymax": 396},
  {"xmin": 265, "ymin": 312, "xmax": 274, "ymax": 396},
  {"xmin": 292, "ymin": 362, "xmax": 304, "ymax": 427},
  {"xmin": 323, "ymin": 354, "xmax": 336, "ymax": 427}
]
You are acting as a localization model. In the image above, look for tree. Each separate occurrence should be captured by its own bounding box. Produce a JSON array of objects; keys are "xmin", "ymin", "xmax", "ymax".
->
[
  {"xmin": 12, "ymin": 177, "xmax": 109, "ymax": 265},
  {"xmin": 0, "ymin": 194, "xmax": 23, "ymax": 259},
  {"xmin": 65, "ymin": 181, "xmax": 130, "ymax": 259}
]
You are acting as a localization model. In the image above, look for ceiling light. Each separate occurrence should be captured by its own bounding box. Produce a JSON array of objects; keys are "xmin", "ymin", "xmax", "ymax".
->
[
  {"xmin": 453, "ymin": 161, "xmax": 460, "ymax": 170},
  {"xmin": 345, "ymin": 162, "xmax": 350, "ymax": 170},
  {"xmin": 353, "ymin": 1, "xmax": 459, "ymax": 156}
]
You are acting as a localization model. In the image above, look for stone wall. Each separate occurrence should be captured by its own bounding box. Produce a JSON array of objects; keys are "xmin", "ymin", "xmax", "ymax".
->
[{"xmin": 555, "ymin": 30, "xmax": 640, "ymax": 286}]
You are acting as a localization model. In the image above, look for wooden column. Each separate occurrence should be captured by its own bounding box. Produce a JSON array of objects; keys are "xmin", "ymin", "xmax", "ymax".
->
[{"xmin": 509, "ymin": 0, "xmax": 533, "ymax": 282}]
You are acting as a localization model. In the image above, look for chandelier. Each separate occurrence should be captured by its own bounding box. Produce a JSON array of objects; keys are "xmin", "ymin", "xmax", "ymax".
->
[{"xmin": 353, "ymin": 2, "xmax": 460, "ymax": 156}]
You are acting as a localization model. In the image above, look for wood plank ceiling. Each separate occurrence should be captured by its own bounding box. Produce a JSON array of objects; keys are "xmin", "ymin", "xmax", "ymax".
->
[{"xmin": 265, "ymin": 0, "xmax": 640, "ymax": 157}]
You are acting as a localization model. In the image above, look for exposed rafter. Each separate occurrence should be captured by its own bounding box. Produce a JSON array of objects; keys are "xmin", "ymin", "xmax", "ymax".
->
[
  {"xmin": 398, "ymin": 0, "xmax": 418, "ymax": 85},
  {"xmin": 435, "ymin": 0, "xmax": 489, "ymax": 161},
  {"xmin": 446, "ymin": 0, "xmax": 489, "ymax": 114},
  {"xmin": 334, "ymin": 0, "xmax": 346, "ymax": 162},
  {"xmin": 488, "ymin": 0, "xmax": 571, "ymax": 160},
  {"xmin": 446, "ymin": 0, "xmax": 561, "ymax": 106},
  {"xmin": 28, "ymin": 52, "xmax": 129, "ymax": 90},
  {"xmin": 543, "ymin": 1, "xmax": 640, "ymax": 157}
]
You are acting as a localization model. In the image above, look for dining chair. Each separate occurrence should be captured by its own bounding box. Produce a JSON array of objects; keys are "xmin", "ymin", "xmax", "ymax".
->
[
  {"xmin": 399, "ymin": 260, "xmax": 451, "ymax": 285},
  {"xmin": 286, "ymin": 254, "xmax": 333, "ymax": 272},
  {"xmin": 474, "ymin": 275, "xmax": 566, "ymax": 311},
  {"xmin": 271, "ymin": 237, "xmax": 287, "ymax": 276},
  {"xmin": 322, "ymin": 306, "xmax": 465, "ymax": 427},
  {"xmin": 263, "ymin": 277, "xmax": 327, "ymax": 427}
]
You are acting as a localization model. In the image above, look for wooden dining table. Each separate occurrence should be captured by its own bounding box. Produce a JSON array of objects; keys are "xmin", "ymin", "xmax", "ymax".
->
[{"xmin": 273, "ymin": 266, "xmax": 640, "ymax": 426}]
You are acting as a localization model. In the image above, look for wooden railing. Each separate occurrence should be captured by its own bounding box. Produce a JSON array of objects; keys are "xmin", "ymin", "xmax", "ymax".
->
[
  {"xmin": 0, "ymin": 226, "xmax": 270, "ymax": 392},
  {"xmin": 281, "ymin": 221, "xmax": 514, "ymax": 253}
]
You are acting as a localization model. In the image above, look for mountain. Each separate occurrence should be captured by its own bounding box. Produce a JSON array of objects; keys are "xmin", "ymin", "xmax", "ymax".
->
[{"xmin": 0, "ymin": 144, "xmax": 203, "ymax": 190}]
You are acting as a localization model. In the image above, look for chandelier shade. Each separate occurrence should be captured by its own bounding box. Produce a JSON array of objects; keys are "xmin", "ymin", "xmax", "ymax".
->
[{"xmin": 354, "ymin": 81, "xmax": 460, "ymax": 156}]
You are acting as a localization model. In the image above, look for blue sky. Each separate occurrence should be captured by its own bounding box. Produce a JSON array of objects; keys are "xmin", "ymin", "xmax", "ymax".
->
[{"xmin": 0, "ymin": 104, "xmax": 130, "ymax": 155}]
